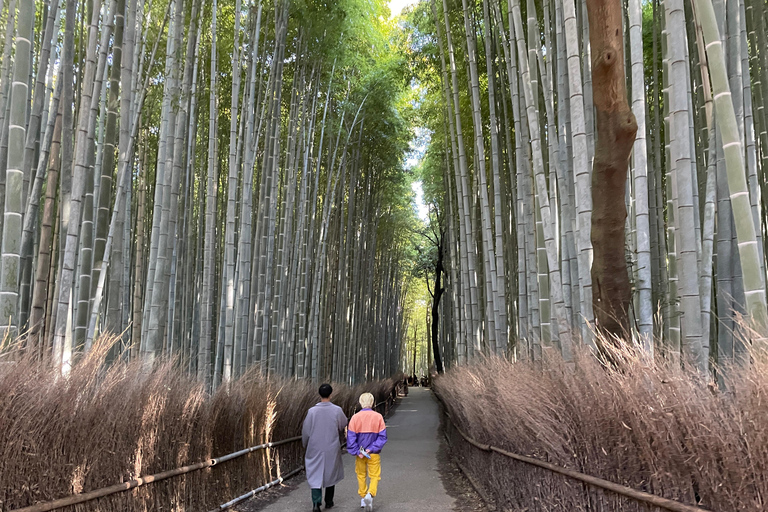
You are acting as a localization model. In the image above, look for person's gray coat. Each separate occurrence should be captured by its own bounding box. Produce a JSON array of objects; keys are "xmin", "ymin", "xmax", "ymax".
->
[{"xmin": 302, "ymin": 401, "xmax": 348, "ymax": 489}]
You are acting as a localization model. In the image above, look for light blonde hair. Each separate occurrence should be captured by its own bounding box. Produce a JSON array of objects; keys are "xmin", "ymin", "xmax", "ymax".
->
[{"xmin": 359, "ymin": 392, "xmax": 375, "ymax": 409}]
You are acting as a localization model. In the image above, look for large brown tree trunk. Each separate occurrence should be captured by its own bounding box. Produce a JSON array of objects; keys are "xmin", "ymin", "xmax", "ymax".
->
[{"xmin": 586, "ymin": 0, "xmax": 638, "ymax": 337}]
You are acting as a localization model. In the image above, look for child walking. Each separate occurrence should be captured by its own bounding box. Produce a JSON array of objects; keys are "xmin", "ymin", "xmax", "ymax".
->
[{"xmin": 346, "ymin": 393, "xmax": 387, "ymax": 511}]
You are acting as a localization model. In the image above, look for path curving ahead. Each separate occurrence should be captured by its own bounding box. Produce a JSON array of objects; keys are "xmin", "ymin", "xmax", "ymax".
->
[{"xmin": 255, "ymin": 388, "xmax": 455, "ymax": 511}]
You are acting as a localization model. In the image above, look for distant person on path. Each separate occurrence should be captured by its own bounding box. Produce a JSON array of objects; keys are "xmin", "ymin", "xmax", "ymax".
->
[
  {"xmin": 302, "ymin": 383, "xmax": 348, "ymax": 512},
  {"xmin": 347, "ymin": 392, "xmax": 387, "ymax": 511}
]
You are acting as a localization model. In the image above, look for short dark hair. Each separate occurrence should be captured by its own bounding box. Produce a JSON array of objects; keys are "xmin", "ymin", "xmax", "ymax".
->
[{"xmin": 319, "ymin": 383, "xmax": 333, "ymax": 398}]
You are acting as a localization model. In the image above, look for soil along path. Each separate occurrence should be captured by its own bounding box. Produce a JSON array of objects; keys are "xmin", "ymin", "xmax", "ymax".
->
[{"xmin": 254, "ymin": 387, "xmax": 456, "ymax": 511}]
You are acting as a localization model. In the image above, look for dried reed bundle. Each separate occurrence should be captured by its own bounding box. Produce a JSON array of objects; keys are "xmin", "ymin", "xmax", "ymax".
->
[
  {"xmin": 0, "ymin": 337, "xmax": 398, "ymax": 512},
  {"xmin": 435, "ymin": 341, "xmax": 768, "ymax": 511}
]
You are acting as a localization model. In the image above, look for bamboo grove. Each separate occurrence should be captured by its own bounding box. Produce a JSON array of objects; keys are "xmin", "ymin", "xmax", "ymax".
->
[
  {"xmin": 0, "ymin": 0, "xmax": 418, "ymax": 388},
  {"xmin": 409, "ymin": 0, "xmax": 768, "ymax": 375}
]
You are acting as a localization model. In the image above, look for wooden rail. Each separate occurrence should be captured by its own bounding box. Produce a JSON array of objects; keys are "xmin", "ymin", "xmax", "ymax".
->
[
  {"xmin": 9, "ymin": 436, "xmax": 303, "ymax": 512},
  {"xmin": 434, "ymin": 391, "xmax": 711, "ymax": 512},
  {"xmin": 207, "ymin": 467, "xmax": 304, "ymax": 512}
]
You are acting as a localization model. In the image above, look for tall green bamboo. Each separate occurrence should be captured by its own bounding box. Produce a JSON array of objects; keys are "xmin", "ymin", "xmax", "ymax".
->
[
  {"xmin": 692, "ymin": 0, "xmax": 768, "ymax": 339},
  {"xmin": 0, "ymin": 0, "xmax": 34, "ymax": 340}
]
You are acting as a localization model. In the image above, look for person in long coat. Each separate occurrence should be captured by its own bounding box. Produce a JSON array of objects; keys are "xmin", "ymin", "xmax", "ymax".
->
[{"xmin": 302, "ymin": 383, "xmax": 348, "ymax": 511}]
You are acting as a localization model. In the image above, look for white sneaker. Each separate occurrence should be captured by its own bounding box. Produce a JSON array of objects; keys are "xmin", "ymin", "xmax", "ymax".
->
[
  {"xmin": 364, "ymin": 493, "xmax": 373, "ymax": 511},
  {"xmin": 361, "ymin": 497, "xmax": 366, "ymax": 508}
]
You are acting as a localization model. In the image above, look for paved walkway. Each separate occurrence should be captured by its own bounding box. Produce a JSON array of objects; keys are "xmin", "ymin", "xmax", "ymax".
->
[{"xmin": 256, "ymin": 387, "xmax": 455, "ymax": 511}]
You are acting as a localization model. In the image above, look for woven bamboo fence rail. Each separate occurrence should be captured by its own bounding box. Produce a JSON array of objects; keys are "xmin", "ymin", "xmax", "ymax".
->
[
  {"xmin": 9, "ymin": 436, "xmax": 303, "ymax": 512},
  {"xmin": 434, "ymin": 391, "xmax": 711, "ymax": 512}
]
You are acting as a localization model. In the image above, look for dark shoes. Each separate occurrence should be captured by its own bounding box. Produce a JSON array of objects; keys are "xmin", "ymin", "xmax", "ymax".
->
[
  {"xmin": 325, "ymin": 503, "xmax": 334, "ymax": 509},
  {"xmin": 312, "ymin": 505, "xmax": 321, "ymax": 512}
]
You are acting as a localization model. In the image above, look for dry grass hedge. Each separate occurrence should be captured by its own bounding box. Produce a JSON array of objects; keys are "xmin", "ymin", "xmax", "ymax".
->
[
  {"xmin": 0, "ymin": 338, "xmax": 399, "ymax": 512},
  {"xmin": 434, "ymin": 345, "xmax": 768, "ymax": 512}
]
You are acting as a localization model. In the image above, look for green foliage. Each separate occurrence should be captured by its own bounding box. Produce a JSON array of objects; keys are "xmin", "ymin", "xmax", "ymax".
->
[{"xmin": 402, "ymin": 275, "xmax": 432, "ymax": 373}]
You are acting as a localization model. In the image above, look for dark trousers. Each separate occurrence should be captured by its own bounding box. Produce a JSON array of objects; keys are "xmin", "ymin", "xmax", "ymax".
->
[{"xmin": 311, "ymin": 485, "xmax": 335, "ymax": 505}]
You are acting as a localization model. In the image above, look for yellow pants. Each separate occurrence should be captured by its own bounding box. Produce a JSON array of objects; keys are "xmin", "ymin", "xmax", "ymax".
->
[{"xmin": 355, "ymin": 453, "xmax": 381, "ymax": 497}]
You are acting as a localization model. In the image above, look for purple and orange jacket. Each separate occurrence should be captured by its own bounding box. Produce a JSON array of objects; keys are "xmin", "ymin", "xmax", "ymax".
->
[{"xmin": 346, "ymin": 408, "xmax": 387, "ymax": 455}]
